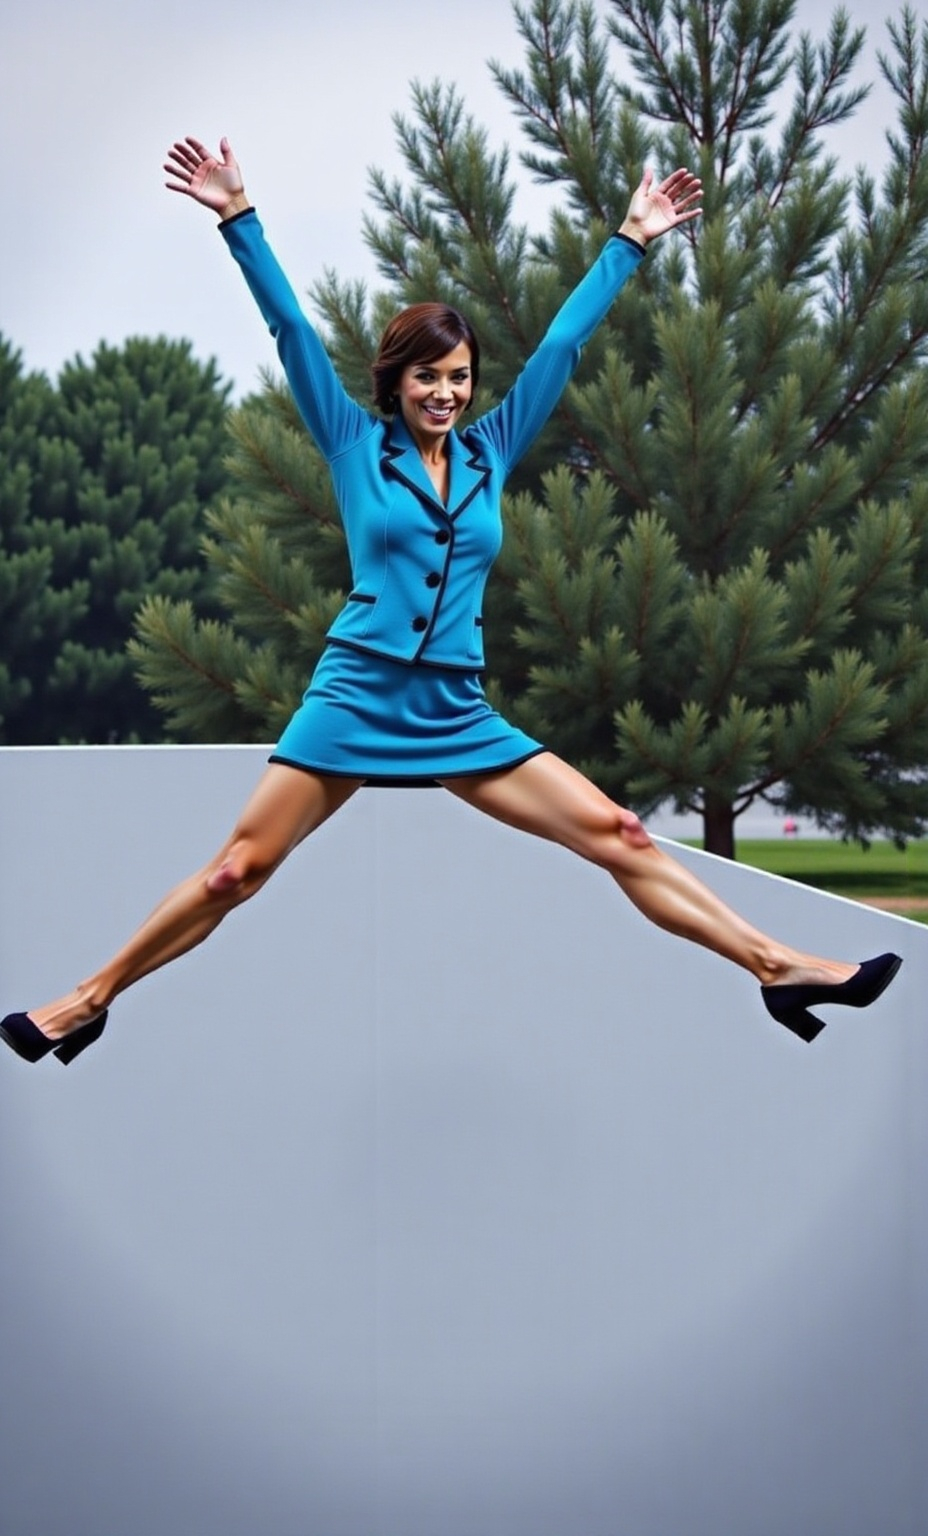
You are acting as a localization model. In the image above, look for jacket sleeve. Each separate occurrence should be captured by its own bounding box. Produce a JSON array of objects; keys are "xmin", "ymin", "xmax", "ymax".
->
[
  {"xmin": 475, "ymin": 233, "xmax": 645, "ymax": 474},
  {"xmin": 219, "ymin": 210, "xmax": 374, "ymax": 462}
]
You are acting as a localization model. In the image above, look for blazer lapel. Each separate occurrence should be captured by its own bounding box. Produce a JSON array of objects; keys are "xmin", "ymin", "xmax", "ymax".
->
[
  {"xmin": 382, "ymin": 416, "xmax": 490, "ymax": 522},
  {"xmin": 445, "ymin": 430, "xmax": 491, "ymax": 522}
]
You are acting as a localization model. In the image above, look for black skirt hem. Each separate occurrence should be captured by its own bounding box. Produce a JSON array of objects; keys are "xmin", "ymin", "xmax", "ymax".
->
[{"xmin": 267, "ymin": 745, "xmax": 547, "ymax": 787}]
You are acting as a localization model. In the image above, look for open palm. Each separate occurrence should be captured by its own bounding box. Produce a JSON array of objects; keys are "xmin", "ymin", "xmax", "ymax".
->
[
  {"xmin": 627, "ymin": 168, "xmax": 702, "ymax": 240},
  {"xmin": 164, "ymin": 136, "xmax": 244, "ymax": 213}
]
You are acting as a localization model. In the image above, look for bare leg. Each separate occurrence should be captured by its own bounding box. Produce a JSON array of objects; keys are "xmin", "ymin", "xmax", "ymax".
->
[
  {"xmin": 442, "ymin": 753, "xmax": 856, "ymax": 988},
  {"xmin": 30, "ymin": 764, "xmax": 361, "ymax": 1041}
]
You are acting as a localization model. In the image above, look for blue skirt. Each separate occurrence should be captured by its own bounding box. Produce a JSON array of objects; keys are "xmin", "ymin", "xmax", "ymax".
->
[{"xmin": 269, "ymin": 643, "xmax": 544, "ymax": 784}]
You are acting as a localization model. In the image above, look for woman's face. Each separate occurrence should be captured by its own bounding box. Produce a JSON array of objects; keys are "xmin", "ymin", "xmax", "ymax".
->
[{"xmin": 396, "ymin": 342, "xmax": 473, "ymax": 449}]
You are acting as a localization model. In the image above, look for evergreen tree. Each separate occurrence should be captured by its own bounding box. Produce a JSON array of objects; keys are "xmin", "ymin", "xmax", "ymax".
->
[
  {"xmin": 0, "ymin": 339, "xmax": 86, "ymax": 736},
  {"xmin": 0, "ymin": 334, "xmax": 232, "ymax": 743},
  {"xmin": 132, "ymin": 0, "xmax": 928, "ymax": 855},
  {"xmin": 132, "ymin": 381, "xmax": 348, "ymax": 742}
]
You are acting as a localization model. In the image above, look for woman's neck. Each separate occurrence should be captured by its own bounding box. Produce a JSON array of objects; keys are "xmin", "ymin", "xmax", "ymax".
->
[{"xmin": 409, "ymin": 431, "xmax": 448, "ymax": 467}]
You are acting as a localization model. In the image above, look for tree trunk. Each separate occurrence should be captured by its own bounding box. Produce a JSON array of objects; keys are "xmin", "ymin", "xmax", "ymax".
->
[{"xmin": 703, "ymin": 797, "xmax": 736, "ymax": 859}]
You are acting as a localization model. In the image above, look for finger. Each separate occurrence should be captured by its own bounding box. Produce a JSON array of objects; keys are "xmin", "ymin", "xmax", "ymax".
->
[
  {"xmin": 659, "ymin": 168, "xmax": 700, "ymax": 197},
  {"xmin": 672, "ymin": 189, "xmax": 703, "ymax": 215},
  {"xmin": 165, "ymin": 147, "xmax": 196, "ymax": 174},
  {"xmin": 220, "ymin": 135, "xmax": 236, "ymax": 164},
  {"xmin": 184, "ymin": 136, "xmax": 212, "ymax": 159},
  {"xmin": 167, "ymin": 142, "xmax": 202, "ymax": 171}
]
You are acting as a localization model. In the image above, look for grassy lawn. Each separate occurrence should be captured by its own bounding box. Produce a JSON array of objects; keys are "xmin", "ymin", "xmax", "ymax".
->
[{"xmin": 731, "ymin": 838, "xmax": 928, "ymax": 924}]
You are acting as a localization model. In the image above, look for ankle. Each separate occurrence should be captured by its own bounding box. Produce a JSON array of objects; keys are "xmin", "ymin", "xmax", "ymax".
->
[
  {"xmin": 74, "ymin": 978, "xmax": 112, "ymax": 1017},
  {"xmin": 754, "ymin": 947, "xmax": 791, "ymax": 987}
]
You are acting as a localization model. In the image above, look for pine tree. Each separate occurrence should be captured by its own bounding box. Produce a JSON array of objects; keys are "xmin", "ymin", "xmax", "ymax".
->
[
  {"xmin": 489, "ymin": 0, "xmax": 928, "ymax": 854},
  {"xmin": 131, "ymin": 380, "xmax": 350, "ymax": 741},
  {"xmin": 0, "ymin": 335, "xmax": 233, "ymax": 743},
  {"xmin": 0, "ymin": 339, "xmax": 87, "ymax": 739},
  {"xmin": 132, "ymin": 0, "xmax": 928, "ymax": 855}
]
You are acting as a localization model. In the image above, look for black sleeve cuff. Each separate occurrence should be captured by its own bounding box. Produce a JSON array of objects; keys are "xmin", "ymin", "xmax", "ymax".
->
[
  {"xmin": 615, "ymin": 231, "xmax": 646, "ymax": 256},
  {"xmin": 219, "ymin": 206, "xmax": 256, "ymax": 229}
]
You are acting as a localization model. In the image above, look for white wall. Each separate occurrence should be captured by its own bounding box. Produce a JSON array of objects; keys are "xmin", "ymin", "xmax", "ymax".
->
[{"xmin": 1, "ymin": 746, "xmax": 925, "ymax": 1536}]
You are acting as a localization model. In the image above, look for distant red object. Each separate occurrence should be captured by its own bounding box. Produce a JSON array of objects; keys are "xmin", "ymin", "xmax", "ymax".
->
[{"xmin": 783, "ymin": 818, "xmax": 799, "ymax": 836}]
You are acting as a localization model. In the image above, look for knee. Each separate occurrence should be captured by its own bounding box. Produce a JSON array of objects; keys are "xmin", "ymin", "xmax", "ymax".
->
[
  {"xmin": 205, "ymin": 838, "xmax": 277, "ymax": 902},
  {"xmin": 584, "ymin": 805, "xmax": 654, "ymax": 867},
  {"xmin": 615, "ymin": 807, "xmax": 653, "ymax": 851}
]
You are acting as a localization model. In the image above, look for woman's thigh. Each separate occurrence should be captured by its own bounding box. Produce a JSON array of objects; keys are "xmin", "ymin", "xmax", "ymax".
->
[
  {"xmin": 222, "ymin": 762, "xmax": 362, "ymax": 870},
  {"xmin": 440, "ymin": 752, "xmax": 651, "ymax": 865}
]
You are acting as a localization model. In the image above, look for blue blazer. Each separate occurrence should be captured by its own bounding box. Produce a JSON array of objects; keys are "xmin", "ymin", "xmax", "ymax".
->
[{"xmin": 221, "ymin": 210, "xmax": 644, "ymax": 669}]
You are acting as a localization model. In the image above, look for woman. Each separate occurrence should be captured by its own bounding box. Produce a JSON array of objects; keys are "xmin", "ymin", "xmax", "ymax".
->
[{"xmin": 0, "ymin": 137, "xmax": 901, "ymax": 1064}]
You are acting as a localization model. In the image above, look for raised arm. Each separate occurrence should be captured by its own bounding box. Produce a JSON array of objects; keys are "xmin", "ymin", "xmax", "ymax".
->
[
  {"xmin": 164, "ymin": 136, "xmax": 371, "ymax": 460},
  {"xmin": 476, "ymin": 167, "xmax": 701, "ymax": 471}
]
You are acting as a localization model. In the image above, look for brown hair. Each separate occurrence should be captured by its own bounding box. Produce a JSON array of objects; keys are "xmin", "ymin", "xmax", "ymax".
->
[{"xmin": 371, "ymin": 303, "xmax": 480, "ymax": 414}]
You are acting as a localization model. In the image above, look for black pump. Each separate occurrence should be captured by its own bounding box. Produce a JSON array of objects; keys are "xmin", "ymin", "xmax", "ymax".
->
[
  {"xmin": 760, "ymin": 953, "xmax": 903, "ymax": 1043},
  {"xmin": 0, "ymin": 1010, "xmax": 109, "ymax": 1064}
]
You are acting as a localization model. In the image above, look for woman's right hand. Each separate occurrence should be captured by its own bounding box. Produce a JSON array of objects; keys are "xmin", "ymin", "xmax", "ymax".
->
[{"xmin": 164, "ymin": 136, "xmax": 249, "ymax": 219}]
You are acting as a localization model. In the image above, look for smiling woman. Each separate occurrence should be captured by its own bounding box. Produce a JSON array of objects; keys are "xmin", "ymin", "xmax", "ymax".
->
[
  {"xmin": 395, "ymin": 343, "xmax": 475, "ymax": 493},
  {"xmin": 0, "ymin": 134, "xmax": 904, "ymax": 1068},
  {"xmin": 381, "ymin": 318, "xmax": 478, "ymax": 504}
]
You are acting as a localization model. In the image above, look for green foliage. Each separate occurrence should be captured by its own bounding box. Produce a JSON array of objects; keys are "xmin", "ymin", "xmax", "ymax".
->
[
  {"xmin": 131, "ymin": 387, "xmax": 349, "ymax": 741},
  {"xmin": 0, "ymin": 334, "xmax": 232, "ymax": 742},
  {"xmin": 0, "ymin": 340, "xmax": 79, "ymax": 732},
  {"xmin": 735, "ymin": 839, "xmax": 928, "ymax": 923},
  {"xmin": 133, "ymin": 0, "xmax": 928, "ymax": 854}
]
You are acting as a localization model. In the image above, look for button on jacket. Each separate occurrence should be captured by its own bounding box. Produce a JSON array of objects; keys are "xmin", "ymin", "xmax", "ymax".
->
[{"xmin": 221, "ymin": 210, "xmax": 644, "ymax": 670}]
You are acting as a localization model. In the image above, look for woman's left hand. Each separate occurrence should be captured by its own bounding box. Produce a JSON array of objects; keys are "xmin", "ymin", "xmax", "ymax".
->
[{"xmin": 619, "ymin": 168, "xmax": 702, "ymax": 246}]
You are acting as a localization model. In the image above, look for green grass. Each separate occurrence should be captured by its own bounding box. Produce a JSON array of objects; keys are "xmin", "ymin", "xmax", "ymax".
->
[{"xmin": 729, "ymin": 838, "xmax": 928, "ymax": 923}]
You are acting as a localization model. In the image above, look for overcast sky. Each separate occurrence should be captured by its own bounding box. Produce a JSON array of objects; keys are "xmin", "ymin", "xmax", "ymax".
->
[{"xmin": 1, "ymin": 0, "xmax": 900, "ymax": 399}]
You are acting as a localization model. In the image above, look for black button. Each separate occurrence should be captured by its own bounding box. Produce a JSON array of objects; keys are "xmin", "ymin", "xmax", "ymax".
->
[
  {"xmin": 425, "ymin": 571, "xmax": 441, "ymax": 588},
  {"xmin": 412, "ymin": 616, "xmax": 428, "ymax": 632},
  {"xmin": 435, "ymin": 529, "xmax": 450, "ymax": 544}
]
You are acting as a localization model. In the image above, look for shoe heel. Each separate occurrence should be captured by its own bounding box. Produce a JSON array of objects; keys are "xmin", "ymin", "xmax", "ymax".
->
[
  {"xmin": 760, "ymin": 988, "xmax": 828, "ymax": 1043},
  {"xmin": 776, "ymin": 1005, "xmax": 827, "ymax": 1044},
  {"xmin": 53, "ymin": 1010, "xmax": 108, "ymax": 1065}
]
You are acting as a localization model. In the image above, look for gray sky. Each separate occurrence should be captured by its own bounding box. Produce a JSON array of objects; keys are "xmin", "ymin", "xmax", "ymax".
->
[{"xmin": 1, "ymin": 0, "xmax": 899, "ymax": 397}]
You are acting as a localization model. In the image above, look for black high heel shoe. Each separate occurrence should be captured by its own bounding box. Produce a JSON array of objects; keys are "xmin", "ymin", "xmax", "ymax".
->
[
  {"xmin": 0, "ymin": 1010, "xmax": 108, "ymax": 1064},
  {"xmin": 761, "ymin": 953, "xmax": 903, "ymax": 1043}
]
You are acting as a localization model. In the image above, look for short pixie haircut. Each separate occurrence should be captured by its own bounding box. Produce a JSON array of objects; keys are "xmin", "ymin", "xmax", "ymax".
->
[{"xmin": 371, "ymin": 303, "xmax": 481, "ymax": 414}]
